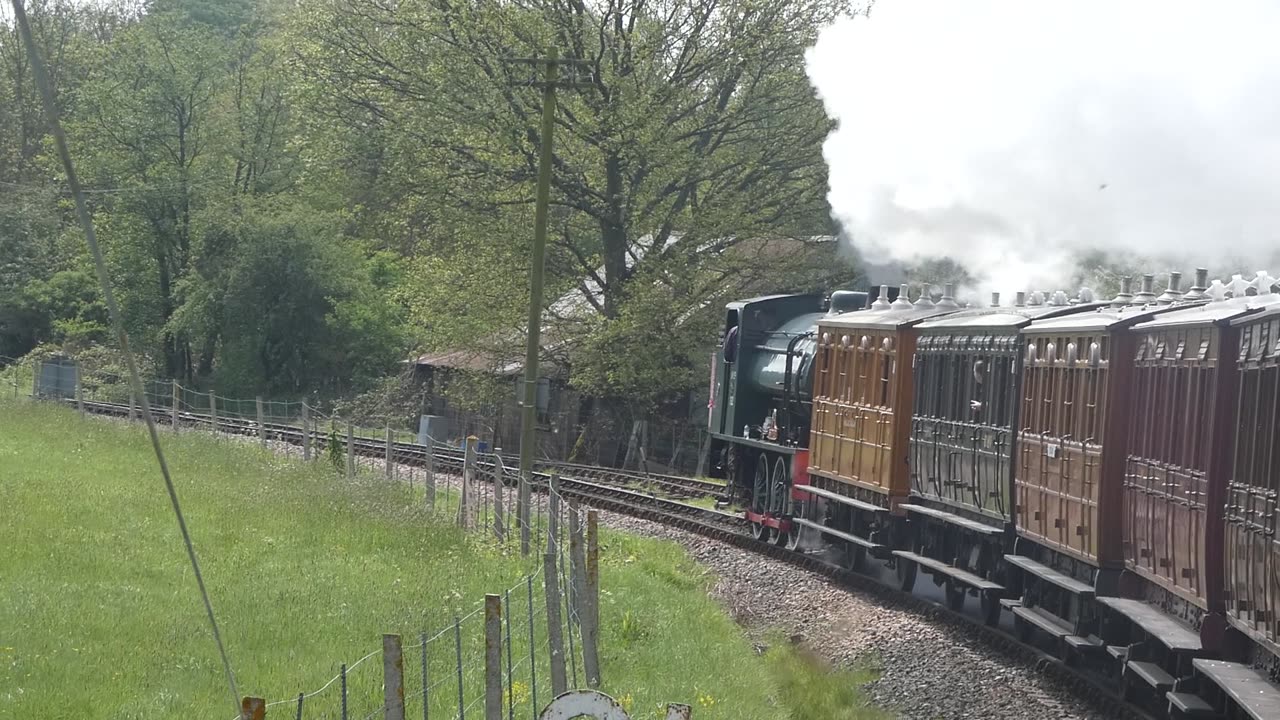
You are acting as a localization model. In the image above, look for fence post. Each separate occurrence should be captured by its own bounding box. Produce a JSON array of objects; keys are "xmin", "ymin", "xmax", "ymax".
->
[
  {"xmin": 526, "ymin": 576, "xmax": 538, "ymax": 715},
  {"xmin": 384, "ymin": 633, "xmax": 405, "ymax": 720},
  {"xmin": 484, "ymin": 594, "xmax": 502, "ymax": 720},
  {"xmin": 543, "ymin": 552, "xmax": 567, "ymax": 695},
  {"xmin": 420, "ymin": 631, "xmax": 429, "ymax": 720},
  {"xmin": 569, "ymin": 501, "xmax": 587, "ymax": 628},
  {"xmin": 240, "ymin": 697, "xmax": 266, "ymax": 720},
  {"xmin": 31, "ymin": 357, "xmax": 39, "ymax": 398},
  {"xmin": 256, "ymin": 397, "xmax": 267, "ymax": 447},
  {"xmin": 519, "ymin": 469, "xmax": 531, "ymax": 557},
  {"xmin": 546, "ymin": 475, "xmax": 560, "ymax": 555},
  {"xmin": 171, "ymin": 380, "xmax": 179, "ymax": 431},
  {"xmin": 424, "ymin": 437, "xmax": 436, "ymax": 510},
  {"xmin": 493, "ymin": 456, "xmax": 506, "ymax": 542},
  {"xmin": 302, "ymin": 403, "xmax": 312, "ymax": 461},
  {"xmin": 461, "ymin": 436, "xmax": 477, "ymax": 529},
  {"xmin": 74, "ymin": 366, "xmax": 83, "ymax": 415},
  {"xmin": 583, "ymin": 509, "xmax": 601, "ymax": 688},
  {"xmin": 346, "ymin": 422, "xmax": 356, "ymax": 480},
  {"xmin": 209, "ymin": 390, "xmax": 218, "ymax": 434},
  {"xmin": 341, "ymin": 662, "xmax": 348, "ymax": 720},
  {"xmin": 385, "ymin": 427, "xmax": 395, "ymax": 480},
  {"xmin": 128, "ymin": 388, "xmax": 137, "ymax": 421}
]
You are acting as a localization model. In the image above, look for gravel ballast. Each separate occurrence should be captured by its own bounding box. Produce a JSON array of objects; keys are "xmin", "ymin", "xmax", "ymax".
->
[{"xmin": 599, "ymin": 511, "xmax": 1123, "ymax": 720}]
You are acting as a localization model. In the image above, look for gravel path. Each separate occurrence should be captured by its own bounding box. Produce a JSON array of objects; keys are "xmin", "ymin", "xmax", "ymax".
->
[{"xmin": 598, "ymin": 511, "xmax": 1123, "ymax": 720}]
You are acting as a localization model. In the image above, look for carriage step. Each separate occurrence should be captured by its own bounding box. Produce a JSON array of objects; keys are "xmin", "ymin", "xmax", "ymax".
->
[
  {"xmin": 900, "ymin": 503, "xmax": 1004, "ymax": 536},
  {"xmin": 792, "ymin": 484, "xmax": 886, "ymax": 513},
  {"xmin": 890, "ymin": 550, "xmax": 1003, "ymax": 591},
  {"xmin": 1126, "ymin": 660, "xmax": 1176, "ymax": 692},
  {"xmin": 1165, "ymin": 691, "xmax": 1220, "ymax": 719},
  {"xmin": 790, "ymin": 517, "xmax": 885, "ymax": 555},
  {"xmin": 1003, "ymin": 554, "xmax": 1095, "ymax": 597}
]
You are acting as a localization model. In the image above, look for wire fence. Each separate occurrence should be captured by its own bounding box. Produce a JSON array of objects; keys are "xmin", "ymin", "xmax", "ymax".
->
[{"xmin": 16, "ymin": 355, "xmax": 624, "ymax": 720}]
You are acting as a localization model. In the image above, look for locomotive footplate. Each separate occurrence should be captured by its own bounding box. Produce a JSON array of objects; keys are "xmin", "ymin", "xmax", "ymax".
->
[{"xmin": 744, "ymin": 510, "xmax": 792, "ymax": 532}]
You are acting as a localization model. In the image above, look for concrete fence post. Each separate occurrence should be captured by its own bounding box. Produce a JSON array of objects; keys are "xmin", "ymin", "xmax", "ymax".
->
[
  {"xmin": 493, "ymin": 455, "xmax": 506, "ymax": 542},
  {"xmin": 584, "ymin": 509, "xmax": 601, "ymax": 688},
  {"xmin": 519, "ymin": 469, "xmax": 531, "ymax": 557},
  {"xmin": 383, "ymin": 634, "xmax": 404, "ymax": 720},
  {"xmin": 484, "ymin": 594, "xmax": 502, "ymax": 720},
  {"xmin": 569, "ymin": 501, "xmax": 587, "ymax": 630},
  {"xmin": 546, "ymin": 475, "xmax": 561, "ymax": 556},
  {"xmin": 128, "ymin": 389, "xmax": 137, "ymax": 421},
  {"xmin": 74, "ymin": 367, "xmax": 83, "ymax": 415},
  {"xmin": 543, "ymin": 552, "xmax": 567, "ymax": 695},
  {"xmin": 424, "ymin": 437, "xmax": 436, "ymax": 510},
  {"xmin": 256, "ymin": 397, "xmax": 267, "ymax": 447},
  {"xmin": 209, "ymin": 389, "xmax": 218, "ymax": 434},
  {"xmin": 301, "ymin": 403, "xmax": 312, "ymax": 461},
  {"xmin": 385, "ymin": 427, "xmax": 395, "ymax": 481},
  {"xmin": 171, "ymin": 380, "xmax": 179, "ymax": 431},
  {"xmin": 461, "ymin": 436, "xmax": 477, "ymax": 529},
  {"xmin": 346, "ymin": 422, "xmax": 356, "ymax": 480}
]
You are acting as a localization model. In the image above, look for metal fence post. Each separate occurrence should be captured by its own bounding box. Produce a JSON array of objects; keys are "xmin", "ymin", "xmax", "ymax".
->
[
  {"xmin": 461, "ymin": 437, "xmax": 477, "ymax": 529},
  {"xmin": 504, "ymin": 589, "xmax": 513, "ymax": 720},
  {"xmin": 420, "ymin": 631, "xmax": 429, "ymax": 720},
  {"xmin": 346, "ymin": 422, "xmax": 356, "ymax": 480},
  {"xmin": 384, "ymin": 634, "xmax": 405, "ymax": 720},
  {"xmin": 171, "ymin": 380, "xmax": 179, "ymax": 431},
  {"xmin": 341, "ymin": 662, "xmax": 348, "ymax": 720},
  {"xmin": 302, "ymin": 403, "xmax": 312, "ymax": 461},
  {"xmin": 425, "ymin": 437, "xmax": 436, "ymax": 510},
  {"xmin": 209, "ymin": 389, "xmax": 218, "ymax": 434},
  {"xmin": 526, "ymin": 576, "xmax": 538, "ymax": 715},
  {"xmin": 256, "ymin": 396, "xmax": 267, "ymax": 447},
  {"xmin": 454, "ymin": 617, "xmax": 464, "ymax": 720},
  {"xmin": 583, "ymin": 509, "xmax": 601, "ymax": 688},
  {"xmin": 296, "ymin": 693, "xmax": 304, "ymax": 720},
  {"xmin": 385, "ymin": 427, "xmax": 395, "ymax": 480},
  {"xmin": 543, "ymin": 552, "xmax": 567, "ymax": 695},
  {"xmin": 484, "ymin": 594, "xmax": 502, "ymax": 720}
]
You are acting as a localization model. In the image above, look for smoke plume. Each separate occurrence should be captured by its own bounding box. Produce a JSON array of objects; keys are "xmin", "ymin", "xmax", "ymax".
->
[{"xmin": 806, "ymin": 1, "xmax": 1280, "ymax": 295}]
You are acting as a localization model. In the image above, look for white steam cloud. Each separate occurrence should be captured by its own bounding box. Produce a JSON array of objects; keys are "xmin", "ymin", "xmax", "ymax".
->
[{"xmin": 807, "ymin": 1, "xmax": 1280, "ymax": 295}]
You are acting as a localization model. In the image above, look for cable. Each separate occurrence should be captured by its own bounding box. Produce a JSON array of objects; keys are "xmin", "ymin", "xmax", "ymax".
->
[{"xmin": 8, "ymin": 1, "xmax": 241, "ymax": 716}]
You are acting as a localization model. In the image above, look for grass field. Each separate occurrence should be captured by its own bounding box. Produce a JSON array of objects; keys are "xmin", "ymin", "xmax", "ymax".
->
[{"xmin": 0, "ymin": 399, "xmax": 881, "ymax": 720}]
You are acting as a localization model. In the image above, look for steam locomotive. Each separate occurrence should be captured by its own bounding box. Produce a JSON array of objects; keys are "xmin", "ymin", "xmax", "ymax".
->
[{"xmin": 707, "ymin": 271, "xmax": 1280, "ymax": 719}]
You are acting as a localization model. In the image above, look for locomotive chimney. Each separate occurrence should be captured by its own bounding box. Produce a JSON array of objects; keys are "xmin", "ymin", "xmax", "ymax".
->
[
  {"xmin": 1183, "ymin": 268, "xmax": 1209, "ymax": 301},
  {"xmin": 1112, "ymin": 276, "xmax": 1134, "ymax": 306},
  {"xmin": 1014, "ymin": 291, "xmax": 1026, "ymax": 307},
  {"xmin": 1156, "ymin": 271, "xmax": 1183, "ymax": 304},
  {"xmin": 1028, "ymin": 291, "xmax": 1044, "ymax": 306},
  {"xmin": 1133, "ymin": 273, "xmax": 1157, "ymax": 304},
  {"xmin": 913, "ymin": 284, "xmax": 935, "ymax": 307},
  {"xmin": 891, "ymin": 283, "xmax": 912, "ymax": 310},
  {"xmin": 1078, "ymin": 287, "xmax": 1096, "ymax": 304},
  {"xmin": 938, "ymin": 283, "xmax": 959, "ymax": 308},
  {"xmin": 1051, "ymin": 290, "xmax": 1069, "ymax": 306},
  {"xmin": 871, "ymin": 284, "xmax": 892, "ymax": 310},
  {"xmin": 990, "ymin": 292, "xmax": 1001, "ymax": 307}
]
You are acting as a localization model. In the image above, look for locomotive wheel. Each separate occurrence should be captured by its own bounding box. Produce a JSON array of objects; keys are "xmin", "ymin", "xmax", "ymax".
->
[
  {"xmin": 785, "ymin": 522, "xmax": 803, "ymax": 551},
  {"xmin": 945, "ymin": 580, "xmax": 966, "ymax": 611},
  {"xmin": 770, "ymin": 456, "xmax": 790, "ymax": 546},
  {"xmin": 844, "ymin": 543, "xmax": 867, "ymax": 572},
  {"xmin": 750, "ymin": 454, "xmax": 768, "ymax": 541}
]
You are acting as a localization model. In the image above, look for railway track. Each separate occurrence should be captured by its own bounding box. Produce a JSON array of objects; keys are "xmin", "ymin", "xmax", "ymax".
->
[{"xmin": 72, "ymin": 397, "xmax": 1142, "ymax": 719}]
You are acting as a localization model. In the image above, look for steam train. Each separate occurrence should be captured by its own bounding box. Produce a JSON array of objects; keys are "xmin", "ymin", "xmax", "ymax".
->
[{"xmin": 707, "ymin": 272, "xmax": 1280, "ymax": 719}]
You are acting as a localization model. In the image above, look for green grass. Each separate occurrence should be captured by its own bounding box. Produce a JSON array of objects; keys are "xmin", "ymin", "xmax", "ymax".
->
[{"xmin": 1, "ymin": 400, "xmax": 881, "ymax": 719}]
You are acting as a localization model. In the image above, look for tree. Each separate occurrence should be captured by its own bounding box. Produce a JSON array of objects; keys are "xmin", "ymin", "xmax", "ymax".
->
[{"xmin": 293, "ymin": 0, "xmax": 860, "ymax": 408}]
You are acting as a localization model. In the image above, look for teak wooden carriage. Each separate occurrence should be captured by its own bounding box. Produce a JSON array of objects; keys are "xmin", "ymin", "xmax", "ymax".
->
[
  {"xmin": 1014, "ymin": 303, "xmax": 1182, "ymax": 571},
  {"xmin": 808, "ymin": 298, "xmax": 958, "ymax": 509}
]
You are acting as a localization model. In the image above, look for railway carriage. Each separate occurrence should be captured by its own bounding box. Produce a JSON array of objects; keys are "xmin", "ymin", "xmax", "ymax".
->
[
  {"xmin": 899, "ymin": 289, "xmax": 1102, "ymax": 624},
  {"xmin": 796, "ymin": 284, "xmax": 960, "ymax": 575}
]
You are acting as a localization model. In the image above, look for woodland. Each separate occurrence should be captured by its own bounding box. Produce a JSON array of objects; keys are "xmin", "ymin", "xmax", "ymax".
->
[{"xmin": 1, "ymin": 0, "xmax": 863, "ymax": 414}]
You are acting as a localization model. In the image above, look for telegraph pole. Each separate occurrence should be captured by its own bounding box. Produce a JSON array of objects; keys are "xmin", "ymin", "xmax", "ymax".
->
[{"xmin": 507, "ymin": 50, "xmax": 591, "ymax": 554}]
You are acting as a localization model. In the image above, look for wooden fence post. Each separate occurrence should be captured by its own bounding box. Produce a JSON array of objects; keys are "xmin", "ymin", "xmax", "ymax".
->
[
  {"xmin": 584, "ymin": 509, "xmax": 601, "ymax": 688},
  {"xmin": 301, "ymin": 403, "xmax": 312, "ymax": 461},
  {"xmin": 209, "ymin": 389, "xmax": 218, "ymax": 434},
  {"xmin": 491, "ymin": 453, "xmax": 506, "ymax": 538},
  {"xmin": 484, "ymin": 594, "xmax": 502, "ymax": 720},
  {"xmin": 171, "ymin": 380, "xmax": 179, "ymax": 431},
  {"xmin": 385, "ymin": 427, "xmax": 395, "ymax": 480},
  {"xmin": 461, "ymin": 436, "xmax": 477, "ymax": 528},
  {"xmin": 543, "ymin": 552, "xmax": 567, "ymax": 695},
  {"xmin": 424, "ymin": 436, "xmax": 436, "ymax": 510},
  {"xmin": 383, "ymin": 634, "xmax": 404, "ymax": 720},
  {"xmin": 346, "ymin": 422, "xmax": 356, "ymax": 480},
  {"xmin": 256, "ymin": 397, "xmax": 267, "ymax": 447},
  {"xmin": 240, "ymin": 697, "xmax": 266, "ymax": 720}
]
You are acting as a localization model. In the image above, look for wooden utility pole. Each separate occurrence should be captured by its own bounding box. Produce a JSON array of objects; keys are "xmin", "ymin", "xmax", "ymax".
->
[{"xmin": 507, "ymin": 51, "xmax": 591, "ymax": 554}]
